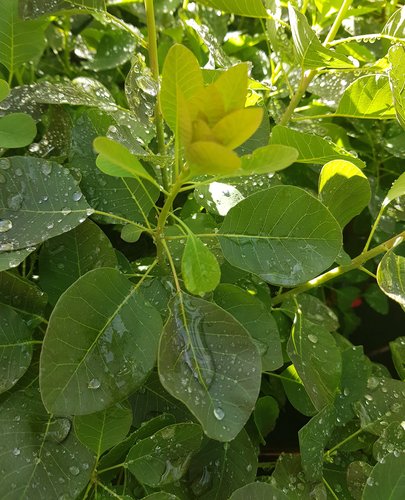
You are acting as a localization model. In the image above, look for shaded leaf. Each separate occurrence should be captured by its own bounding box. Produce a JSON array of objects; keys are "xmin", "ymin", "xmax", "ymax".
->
[
  {"xmin": 219, "ymin": 186, "xmax": 342, "ymax": 286},
  {"xmin": 0, "ymin": 113, "xmax": 36, "ymax": 148},
  {"xmin": 280, "ymin": 364, "xmax": 317, "ymax": 417},
  {"xmin": 362, "ymin": 452, "xmax": 405, "ymax": 499},
  {"xmin": 254, "ymin": 396, "xmax": 279, "ymax": 440},
  {"xmin": 377, "ymin": 243, "xmax": 405, "ymax": 309},
  {"xmin": 384, "ymin": 171, "xmax": 405, "ymax": 206},
  {"xmin": 40, "ymin": 268, "xmax": 163, "ymax": 415},
  {"xmin": 0, "ymin": 246, "xmax": 36, "ymax": 272},
  {"xmin": 229, "ymin": 482, "xmax": 289, "ymax": 500},
  {"xmin": 390, "ymin": 337, "xmax": 405, "ymax": 380},
  {"xmin": 158, "ymin": 293, "xmax": 261, "ymax": 441}
]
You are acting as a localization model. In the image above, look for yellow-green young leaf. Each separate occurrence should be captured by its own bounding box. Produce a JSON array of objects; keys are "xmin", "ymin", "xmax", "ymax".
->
[
  {"xmin": 0, "ymin": 80, "xmax": 9, "ymax": 101},
  {"xmin": 186, "ymin": 141, "xmax": 241, "ymax": 175},
  {"xmin": 319, "ymin": 160, "xmax": 371, "ymax": 228},
  {"xmin": 160, "ymin": 44, "xmax": 203, "ymax": 132},
  {"xmin": 384, "ymin": 172, "xmax": 405, "ymax": 206},
  {"xmin": 93, "ymin": 137, "xmax": 154, "ymax": 182},
  {"xmin": 383, "ymin": 5, "xmax": 405, "ymax": 37},
  {"xmin": 336, "ymin": 75, "xmax": 395, "ymax": 119},
  {"xmin": 182, "ymin": 234, "xmax": 221, "ymax": 295},
  {"xmin": 241, "ymin": 144, "xmax": 298, "ymax": 174},
  {"xmin": 388, "ymin": 44, "xmax": 405, "ymax": 130},
  {"xmin": 0, "ymin": 113, "xmax": 36, "ymax": 148},
  {"xmin": 212, "ymin": 63, "xmax": 248, "ymax": 113},
  {"xmin": 377, "ymin": 243, "xmax": 405, "ymax": 310},
  {"xmin": 197, "ymin": 0, "xmax": 268, "ymax": 18},
  {"xmin": 189, "ymin": 85, "xmax": 226, "ymax": 126},
  {"xmin": 212, "ymin": 108, "xmax": 263, "ymax": 149}
]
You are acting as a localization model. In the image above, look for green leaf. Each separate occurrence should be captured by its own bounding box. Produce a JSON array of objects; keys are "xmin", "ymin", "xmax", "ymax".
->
[
  {"xmin": 389, "ymin": 45, "xmax": 405, "ymax": 130},
  {"xmin": 181, "ymin": 233, "xmax": 221, "ymax": 295},
  {"xmin": 83, "ymin": 28, "xmax": 136, "ymax": 71},
  {"xmin": 40, "ymin": 268, "xmax": 163, "ymax": 415},
  {"xmin": 187, "ymin": 141, "xmax": 241, "ymax": 175},
  {"xmin": 390, "ymin": 337, "xmax": 405, "ymax": 380},
  {"xmin": 241, "ymin": 144, "xmax": 299, "ymax": 174},
  {"xmin": 126, "ymin": 423, "xmax": 203, "ymax": 487},
  {"xmin": 384, "ymin": 171, "xmax": 405, "ymax": 206},
  {"xmin": 74, "ymin": 401, "xmax": 133, "ymax": 457},
  {"xmin": 94, "ymin": 137, "xmax": 156, "ymax": 184},
  {"xmin": 158, "ymin": 293, "xmax": 261, "ymax": 442},
  {"xmin": 0, "ymin": 80, "xmax": 9, "ymax": 101},
  {"xmin": 121, "ymin": 224, "xmax": 143, "ymax": 243},
  {"xmin": 219, "ymin": 186, "xmax": 342, "ymax": 286},
  {"xmin": 319, "ymin": 160, "xmax": 371, "ymax": 228},
  {"xmin": 280, "ymin": 364, "xmax": 317, "ymax": 417},
  {"xmin": 214, "ymin": 283, "xmax": 283, "ymax": 371},
  {"xmin": 197, "ymin": 0, "xmax": 269, "ymax": 18},
  {"xmin": 211, "ymin": 108, "xmax": 263, "ymax": 149},
  {"xmin": 0, "ymin": 388, "xmax": 95, "ymax": 499},
  {"xmin": 362, "ymin": 452, "xmax": 405, "ymax": 499},
  {"xmin": 0, "ymin": 113, "xmax": 36, "ymax": 148},
  {"xmin": 0, "ymin": 305, "xmax": 33, "ymax": 394},
  {"xmin": 383, "ymin": 5, "xmax": 405, "ymax": 38},
  {"xmin": 229, "ymin": 482, "xmax": 289, "ymax": 500},
  {"xmin": 160, "ymin": 44, "xmax": 203, "ymax": 132},
  {"xmin": 364, "ymin": 283, "xmax": 389, "ymax": 315},
  {"xmin": 270, "ymin": 125, "xmax": 365, "ymax": 168},
  {"xmin": 336, "ymin": 75, "xmax": 395, "ymax": 119},
  {"xmin": 212, "ymin": 64, "xmax": 249, "ymax": 113},
  {"xmin": 287, "ymin": 315, "xmax": 342, "ymax": 410},
  {"xmin": 0, "ymin": 0, "xmax": 46, "ymax": 74},
  {"xmin": 347, "ymin": 461, "xmax": 373, "ymax": 500},
  {"xmin": 377, "ymin": 243, "xmax": 405, "ymax": 309},
  {"xmin": 288, "ymin": 5, "xmax": 353, "ymax": 70},
  {"xmin": 188, "ymin": 429, "xmax": 257, "ymax": 499},
  {"xmin": 0, "ymin": 156, "xmax": 91, "ymax": 252},
  {"xmin": 0, "ymin": 246, "xmax": 36, "ymax": 272},
  {"xmin": 373, "ymin": 422, "xmax": 405, "ymax": 463},
  {"xmin": 142, "ymin": 494, "xmax": 180, "ymax": 500},
  {"xmin": 283, "ymin": 293, "xmax": 339, "ymax": 332},
  {"xmin": 39, "ymin": 219, "xmax": 118, "ymax": 306},
  {"xmin": 20, "ymin": 0, "xmax": 106, "ymax": 18},
  {"xmin": 254, "ymin": 396, "xmax": 279, "ymax": 440}
]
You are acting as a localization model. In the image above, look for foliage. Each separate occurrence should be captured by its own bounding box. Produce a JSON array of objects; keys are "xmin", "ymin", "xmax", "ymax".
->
[{"xmin": 0, "ymin": 0, "xmax": 405, "ymax": 498}]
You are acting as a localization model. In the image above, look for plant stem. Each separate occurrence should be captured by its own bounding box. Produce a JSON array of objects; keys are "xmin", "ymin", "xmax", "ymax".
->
[
  {"xmin": 362, "ymin": 203, "xmax": 386, "ymax": 253},
  {"xmin": 271, "ymin": 230, "xmax": 405, "ymax": 306},
  {"xmin": 324, "ymin": 428, "xmax": 363, "ymax": 458},
  {"xmin": 144, "ymin": 0, "xmax": 166, "ymax": 161},
  {"xmin": 278, "ymin": 0, "xmax": 353, "ymax": 126}
]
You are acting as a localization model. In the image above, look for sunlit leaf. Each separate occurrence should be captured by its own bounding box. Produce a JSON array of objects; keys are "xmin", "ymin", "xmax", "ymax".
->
[
  {"xmin": 211, "ymin": 108, "xmax": 263, "ymax": 149},
  {"xmin": 241, "ymin": 144, "xmax": 298, "ymax": 174},
  {"xmin": 388, "ymin": 45, "xmax": 405, "ymax": 130},
  {"xmin": 212, "ymin": 64, "xmax": 249, "ymax": 112},
  {"xmin": 20, "ymin": 0, "xmax": 106, "ymax": 18},
  {"xmin": 377, "ymin": 243, "xmax": 405, "ymax": 309},
  {"xmin": 197, "ymin": 0, "xmax": 269, "ymax": 18},
  {"xmin": 187, "ymin": 141, "xmax": 241, "ymax": 174},
  {"xmin": 384, "ymin": 171, "xmax": 405, "ymax": 206},
  {"xmin": 0, "ymin": 80, "xmax": 9, "ymax": 101}
]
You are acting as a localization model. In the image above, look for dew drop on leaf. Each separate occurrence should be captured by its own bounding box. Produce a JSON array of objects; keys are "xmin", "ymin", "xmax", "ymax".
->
[
  {"xmin": 214, "ymin": 407, "xmax": 225, "ymax": 420},
  {"xmin": 87, "ymin": 378, "xmax": 101, "ymax": 390},
  {"xmin": 0, "ymin": 219, "xmax": 12, "ymax": 232}
]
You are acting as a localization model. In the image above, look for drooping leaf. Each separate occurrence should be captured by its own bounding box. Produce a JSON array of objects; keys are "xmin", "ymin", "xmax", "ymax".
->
[
  {"xmin": 160, "ymin": 44, "xmax": 203, "ymax": 132},
  {"xmin": 288, "ymin": 5, "xmax": 352, "ymax": 70},
  {"xmin": 188, "ymin": 429, "xmax": 257, "ymax": 499},
  {"xmin": 362, "ymin": 452, "xmax": 405, "ymax": 500},
  {"xmin": 319, "ymin": 160, "xmax": 371, "ymax": 228},
  {"xmin": 0, "ymin": 113, "xmax": 36, "ymax": 148},
  {"xmin": 229, "ymin": 482, "xmax": 289, "ymax": 500},
  {"xmin": 181, "ymin": 233, "xmax": 221, "ymax": 295},
  {"xmin": 158, "ymin": 293, "xmax": 261, "ymax": 441},
  {"xmin": 39, "ymin": 219, "xmax": 118, "ymax": 305},
  {"xmin": 287, "ymin": 315, "xmax": 342, "ymax": 410},
  {"xmin": 0, "ymin": 156, "xmax": 91, "ymax": 252},
  {"xmin": 336, "ymin": 75, "xmax": 395, "ymax": 119},
  {"xmin": 0, "ymin": 0, "xmax": 46, "ymax": 74},
  {"xmin": 40, "ymin": 268, "xmax": 163, "ymax": 415},
  {"xmin": 388, "ymin": 45, "xmax": 405, "ymax": 130},
  {"xmin": 0, "ymin": 305, "xmax": 33, "ymax": 394},
  {"xmin": 270, "ymin": 125, "xmax": 365, "ymax": 168},
  {"xmin": 0, "ymin": 388, "xmax": 95, "ymax": 499},
  {"xmin": 377, "ymin": 243, "xmax": 405, "ymax": 309},
  {"xmin": 196, "ymin": 0, "xmax": 269, "ymax": 18},
  {"xmin": 390, "ymin": 337, "xmax": 405, "ymax": 380},
  {"xmin": 241, "ymin": 144, "xmax": 298, "ymax": 174},
  {"xmin": 214, "ymin": 283, "xmax": 283, "ymax": 371},
  {"xmin": 126, "ymin": 423, "xmax": 203, "ymax": 487},
  {"xmin": 219, "ymin": 186, "xmax": 342, "ymax": 286},
  {"xmin": 74, "ymin": 401, "xmax": 133, "ymax": 457}
]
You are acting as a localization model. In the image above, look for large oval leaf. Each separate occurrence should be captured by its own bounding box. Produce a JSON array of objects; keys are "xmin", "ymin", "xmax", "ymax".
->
[
  {"xmin": 40, "ymin": 268, "xmax": 163, "ymax": 415},
  {"xmin": 362, "ymin": 452, "xmax": 405, "ymax": 500},
  {"xmin": 0, "ymin": 156, "xmax": 91, "ymax": 252},
  {"xmin": 219, "ymin": 186, "xmax": 342, "ymax": 286},
  {"xmin": 229, "ymin": 482, "xmax": 289, "ymax": 500},
  {"xmin": 0, "ymin": 388, "xmax": 95, "ymax": 499},
  {"xmin": 158, "ymin": 293, "xmax": 261, "ymax": 442}
]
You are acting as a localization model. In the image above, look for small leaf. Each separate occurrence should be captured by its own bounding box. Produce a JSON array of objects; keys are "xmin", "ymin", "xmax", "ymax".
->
[
  {"xmin": 0, "ymin": 113, "xmax": 36, "ymax": 148},
  {"xmin": 390, "ymin": 337, "xmax": 405, "ymax": 380},
  {"xmin": 197, "ymin": 0, "xmax": 269, "ymax": 18},
  {"xmin": 377, "ymin": 243, "xmax": 405, "ymax": 309},
  {"xmin": 384, "ymin": 171, "xmax": 405, "ymax": 206},
  {"xmin": 40, "ymin": 268, "xmax": 163, "ymax": 415},
  {"xmin": 212, "ymin": 64, "xmax": 249, "ymax": 112},
  {"xmin": 211, "ymin": 108, "xmax": 263, "ymax": 149},
  {"xmin": 229, "ymin": 482, "xmax": 289, "ymax": 500},
  {"xmin": 219, "ymin": 186, "xmax": 342, "ymax": 286},
  {"xmin": 126, "ymin": 423, "xmax": 203, "ymax": 487},
  {"xmin": 362, "ymin": 452, "xmax": 405, "ymax": 499},
  {"xmin": 0, "ymin": 79, "xmax": 9, "ymax": 101},
  {"xmin": 121, "ymin": 224, "xmax": 143, "ymax": 243},
  {"xmin": 280, "ymin": 364, "xmax": 317, "ymax": 417},
  {"xmin": 181, "ymin": 233, "xmax": 221, "ymax": 295},
  {"xmin": 20, "ymin": 0, "xmax": 106, "ymax": 18},
  {"xmin": 158, "ymin": 293, "xmax": 261, "ymax": 442},
  {"xmin": 388, "ymin": 45, "xmax": 405, "ymax": 130},
  {"xmin": 160, "ymin": 44, "xmax": 203, "ymax": 132},
  {"xmin": 254, "ymin": 396, "xmax": 279, "ymax": 440},
  {"xmin": 187, "ymin": 141, "xmax": 241, "ymax": 174},
  {"xmin": 0, "ymin": 305, "xmax": 33, "ymax": 394},
  {"xmin": 93, "ymin": 137, "xmax": 155, "ymax": 183},
  {"xmin": 74, "ymin": 401, "xmax": 132, "ymax": 456},
  {"xmin": 241, "ymin": 144, "xmax": 298, "ymax": 174},
  {"xmin": 319, "ymin": 160, "xmax": 371, "ymax": 228},
  {"xmin": 0, "ymin": 246, "xmax": 36, "ymax": 272}
]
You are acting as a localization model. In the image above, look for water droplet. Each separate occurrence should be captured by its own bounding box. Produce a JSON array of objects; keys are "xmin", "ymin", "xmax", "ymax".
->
[
  {"xmin": 308, "ymin": 334, "xmax": 318, "ymax": 344},
  {"xmin": 41, "ymin": 163, "xmax": 52, "ymax": 175},
  {"xmin": 61, "ymin": 207, "xmax": 71, "ymax": 216},
  {"xmin": 12, "ymin": 448, "xmax": 21, "ymax": 456},
  {"xmin": 69, "ymin": 465, "xmax": 80, "ymax": 476},
  {"xmin": 213, "ymin": 407, "xmax": 225, "ymax": 420},
  {"xmin": 0, "ymin": 219, "xmax": 12, "ymax": 233},
  {"xmin": 88, "ymin": 378, "xmax": 101, "ymax": 389},
  {"xmin": 72, "ymin": 192, "xmax": 82, "ymax": 201}
]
